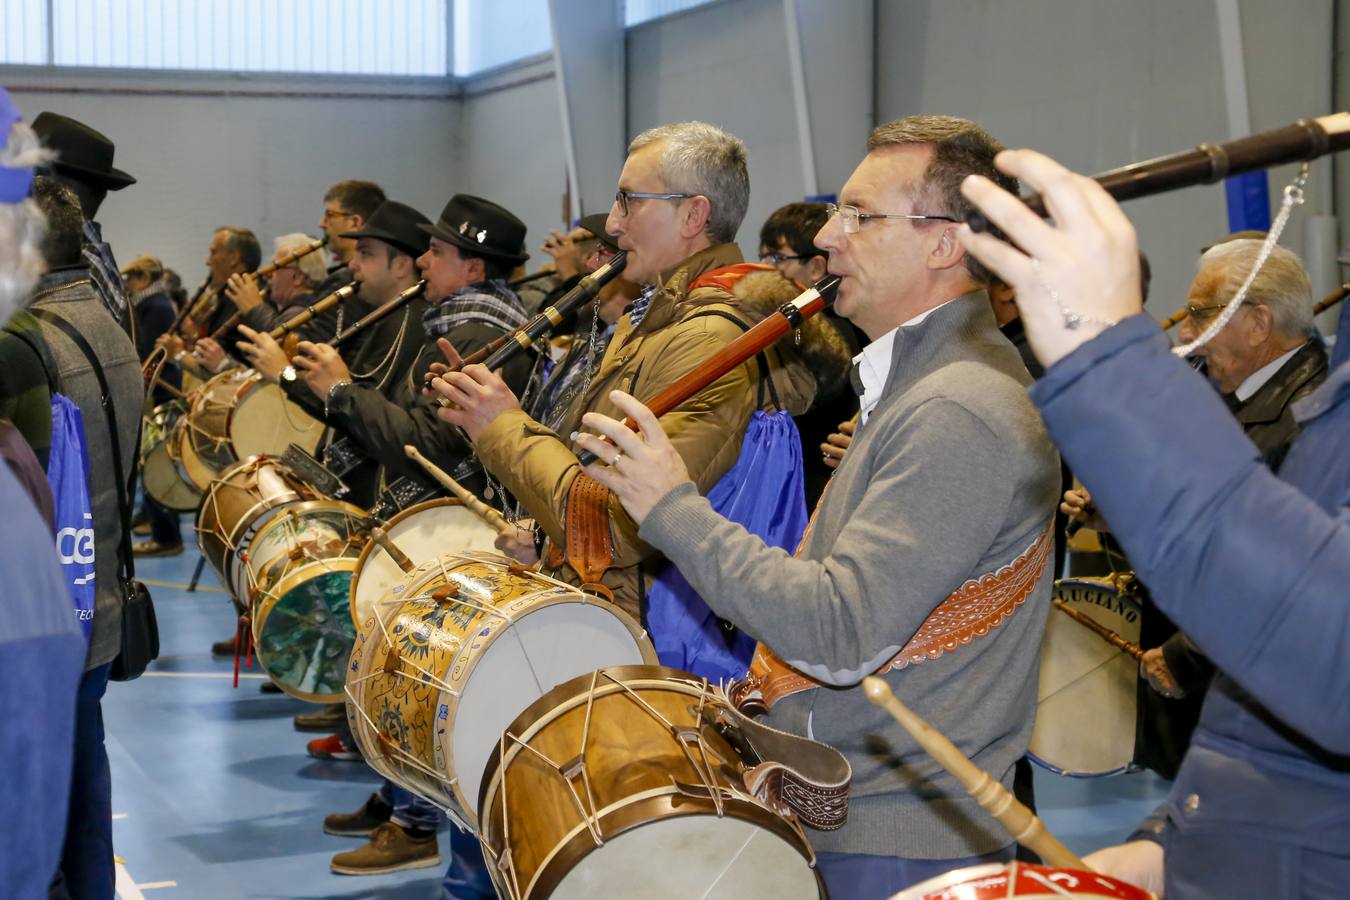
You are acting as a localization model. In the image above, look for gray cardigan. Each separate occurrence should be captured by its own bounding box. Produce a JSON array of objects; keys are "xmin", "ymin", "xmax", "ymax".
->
[
  {"xmin": 32, "ymin": 269, "xmax": 143, "ymax": 670},
  {"xmin": 642, "ymin": 291, "xmax": 1060, "ymax": 859}
]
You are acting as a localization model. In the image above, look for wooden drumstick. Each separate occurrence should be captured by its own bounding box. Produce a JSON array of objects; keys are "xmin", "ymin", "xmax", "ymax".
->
[
  {"xmin": 368, "ymin": 525, "xmax": 416, "ymax": 574},
  {"xmin": 403, "ymin": 444, "xmax": 513, "ymax": 535},
  {"xmin": 862, "ymin": 676, "xmax": 1088, "ymax": 870},
  {"xmin": 1052, "ymin": 599, "xmax": 1145, "ymax": 661}
]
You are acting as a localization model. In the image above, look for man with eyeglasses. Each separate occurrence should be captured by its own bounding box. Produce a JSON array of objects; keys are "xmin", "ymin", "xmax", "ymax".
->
[
  {"xmin": 568, "ymin": 115, "xmax": 1061, "ymax": 898},
  {"xmin": 432, "ymin": 120, "xmax": 824, "ymax": 630}
]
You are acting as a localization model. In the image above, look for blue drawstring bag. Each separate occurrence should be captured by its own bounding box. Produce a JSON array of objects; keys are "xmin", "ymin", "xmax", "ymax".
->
[
  {"xmin": 47, "ymin": 393, "xmax": 95, "ymax": 643},
  {"xmin": 645, "ymin": 410, "xmax": 809, "ymax": 683}
]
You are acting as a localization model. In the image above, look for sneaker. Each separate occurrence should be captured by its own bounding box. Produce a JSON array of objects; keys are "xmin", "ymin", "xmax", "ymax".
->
[
  {"xmin": 294, "ymin": 703, "xmax": 346, "ymax": 732},
  {"xmin": 330, "ymin": 822, "xmax": 440, "ymax": 875},
  {"xmin": 132, "ymin": 539, "xmax": 183, "ymax": 558},
  {"xmin": 324, "ymin": 793, "xmax": 393, "ymax": 837},
  {"xmin": 308, "ymin": 733, "xmax": 361, "ymax": 762}
]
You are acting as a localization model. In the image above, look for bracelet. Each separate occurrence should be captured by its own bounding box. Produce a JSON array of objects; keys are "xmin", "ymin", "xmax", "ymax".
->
[{"xmin": 325, "ymin": 379, "xmax": 352, "ymax": 417}]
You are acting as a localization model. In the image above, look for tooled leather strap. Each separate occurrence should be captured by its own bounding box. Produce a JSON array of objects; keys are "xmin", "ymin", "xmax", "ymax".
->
[
  {"xmin": 731, "ymin": 520, "xmax": 1056, "ymax": 715},
  {"xmin": 563, "ymin": 473, "xmax": 615, "ymax": 586},
  {"xmin": 701, "ymin": 701, "xmax": 851, "ymax": 831}
]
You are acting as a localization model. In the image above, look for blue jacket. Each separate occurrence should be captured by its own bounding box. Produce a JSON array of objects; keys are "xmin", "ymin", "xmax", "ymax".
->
[{"xmin": 1030, "ymin": 307, "xmax": 1350, "ymax": 899}]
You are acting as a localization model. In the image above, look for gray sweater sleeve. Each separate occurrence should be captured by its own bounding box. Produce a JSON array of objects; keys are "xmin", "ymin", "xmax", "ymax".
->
[{"xmin": 640, "ymin": 397, "xmax": 1015, "ymax": 684}]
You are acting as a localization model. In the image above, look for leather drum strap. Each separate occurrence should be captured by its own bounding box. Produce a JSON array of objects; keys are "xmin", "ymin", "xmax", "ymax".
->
[
  {"xmin": 562, "ymin": 473, "xmax": 615, "ymax": 588},
  {"xmin": 701, "ymin": 701, "xmax": 852, "ymax": 831}
]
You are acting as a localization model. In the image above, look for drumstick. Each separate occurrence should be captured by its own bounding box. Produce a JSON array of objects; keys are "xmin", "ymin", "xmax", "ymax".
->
[
  {"xmin": 368, "ymin": 525, "xmax": 416, "ymax": 574},
  {"xmin": 1052, "ymin": 599, "xmax": 1145, "ymax": 661},
  {"xmin": 403, "ymin": 444, "xmax": 513, "ymax": 535},
  {"xmin": 862, "ymin": 676, "xmax": 1088, "ymax": 870}
]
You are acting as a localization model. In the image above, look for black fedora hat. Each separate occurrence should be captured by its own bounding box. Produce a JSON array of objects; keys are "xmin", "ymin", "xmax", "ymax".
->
[
  {"xmin": 419, "ymin": 194, "xmax": 528, "ymax": 265},
  {"xmin": 579, "ymin": 213, "xmax": 620, "ymax": 253},
  {"xmin": 340, "ymin": 200, "xmax": 431, "ymax": 259},
  {"xmin": 31, "ymin": 112, "xmax": 136, "ymax": 190}
]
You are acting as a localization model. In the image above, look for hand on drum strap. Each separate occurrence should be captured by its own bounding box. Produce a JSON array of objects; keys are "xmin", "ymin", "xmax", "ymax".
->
[{"xmin": 702, "ymin": 702, "xmax": 852, "ymax": 831}]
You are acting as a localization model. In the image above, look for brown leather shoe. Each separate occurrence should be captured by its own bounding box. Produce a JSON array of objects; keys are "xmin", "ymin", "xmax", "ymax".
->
[
  {"xmin": 323, "ymin": 793, "xmax": 392, "ymax": 837},
  {"xmin": 294, "ymin": 703, "xmax": 346, "ymax": 732},
  {"xmin": 330, "ymin": 822, "xmax": 440, "ymax": 875},
  {"xmin": 211, "ymin": 635, "xmax": 239, "ymax": 656},
  {"xmin": 132, "ymin": 539, "xmax": 183, "ymax": 557}
]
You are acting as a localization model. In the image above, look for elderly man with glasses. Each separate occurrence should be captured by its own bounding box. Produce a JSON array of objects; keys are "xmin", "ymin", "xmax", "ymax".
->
[{"xmin": 567, "ymin": 115, "xmax": 1061, "ymax": 898}]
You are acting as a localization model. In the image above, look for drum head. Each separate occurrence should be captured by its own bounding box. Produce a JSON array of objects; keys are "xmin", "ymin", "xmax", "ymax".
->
[
  {"xmin": 350, "ymin": 500, "xmax": 500, "ymax": 631},
  {"xmin": 143, "ymin": 439, "xmax": 202, "ymax": 511},
  {"xmin": 228, "ymin": 376, "xmax": 325, "ymax": 461},
  {"xmin": 1029, "ymin": 579, "xmax": 1142, "ymax": 777},
  {"xmin": 255, "ymin": 561, "xmax": 357, "ymax": 703},
  {"xmin": 890, "ymin": 861, "xmax": 1153, "ymax": 899},
  {"xmin": 550, "ymin": 814, "xmax": 820, "ymax": 900}
]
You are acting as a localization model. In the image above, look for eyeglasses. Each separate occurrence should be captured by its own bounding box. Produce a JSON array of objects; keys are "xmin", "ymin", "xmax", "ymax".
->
[
  {"xmin": 1185, "ymin": 300, "xmax": 1254, "ymax": 322},
  {"xmin": 826, "ymin": 202, "xmax": 956, "ymax": 235},
  {"xmin": 614, "ymin": 190, "xmax": 697, "ymax": 217},
  {"xmin": 759, "ymin": 252, "xmax": 812, "ymax": 265}
]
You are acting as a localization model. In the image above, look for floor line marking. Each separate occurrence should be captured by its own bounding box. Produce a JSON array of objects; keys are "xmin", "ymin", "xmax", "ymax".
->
[
  {"xmin": 138, "ymin": 882, "xmax": 177, "ymax": 890},
  {"xmin": 112, "ymin": 813, "xmax": 128, "ymax": 820},
  {"xmin": 142, "ymin": 671, "xmax": 268, "ymax": 680},
  {"xmin": 139, "ymin": 578, "xmax": 226, "ymax": 594}
]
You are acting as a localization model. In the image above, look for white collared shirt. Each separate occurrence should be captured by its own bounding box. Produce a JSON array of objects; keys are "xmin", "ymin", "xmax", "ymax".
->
[
  {"xmin": 853, "ymin": 299, "xmax": 955, "ymax": 424},
  {"xmin": 1234, "ymin": 344, "xmax": 1303, "ymax": 403}
]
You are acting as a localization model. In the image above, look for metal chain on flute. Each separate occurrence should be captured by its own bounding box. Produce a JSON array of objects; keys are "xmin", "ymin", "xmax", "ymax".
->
[
  {"xmin": 575, "ymin": 274, "xmax": 839, "ymax": 465},
  {"xmin": 861, "ymin": 677, "xmax": 1090, "ymax": 871},
  {"xmin": 331, "ymin": 281, "xmax": 426, "ymax": 348}
]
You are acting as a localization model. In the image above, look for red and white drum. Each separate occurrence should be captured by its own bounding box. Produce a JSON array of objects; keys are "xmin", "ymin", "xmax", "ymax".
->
[
  {"xmin": 348, "ymin": 498, "xmax": 500, "ymax": 631},
  {"xmin": 891, "ymin": 861, "xmax": 1154, "ymax": 899}
]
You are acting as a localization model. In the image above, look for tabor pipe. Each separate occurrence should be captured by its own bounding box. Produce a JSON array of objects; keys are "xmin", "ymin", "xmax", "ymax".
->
[
  {"xmin": 433, "ymin": 251, "xmax": 628, "ymax": 407},
  {"xmin": 1314, "ymin": 281, "xmax": 1350, "ymax": 316},
  {"xmin": 1052, "ymin": 598, "xmax": 1146, "ymax": 661},
  {"xmin": 968, "ymin": 112, "xmax": 1350, "ymax": 232},
  {"xmin": 266, "ymin": 282, "xmax": 359, "ymax": 341},
  {"xmin": 508, "ymin": 268, "xmax": 557, "ymax": 288},
  {"xmin": 369, "ymin": 525, "xmax": 416, "ymax": 574},
  {"xmin": 331, "ymin": 281, "xmax": 425, "ymax": 348},
  {"xmin": 208, "ymin": 238, "xmax": 329, "ymax": 342},
  {"xmin": 575, "ymin": 274, "xmax": 839, "ymax": 466},
  {"xmin": 403, "ymin": 444, "xmax": 512, "ymax": 535},
  {"xmin": 861, "ymin": 676, "xmax": 1088, "ymax": 870}
]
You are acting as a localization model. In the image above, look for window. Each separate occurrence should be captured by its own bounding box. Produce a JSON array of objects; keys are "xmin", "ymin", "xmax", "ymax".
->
[
  {"xmin": 1, "ymin": 0, "xmax": 450, "ymax": 77},
  {"xmin": 624, "ymin": 0, "xmax": 722, "ymax": 27},
  {"xmin": 452, "ymin": 0, "xmax": 551, "ymax": 77}
]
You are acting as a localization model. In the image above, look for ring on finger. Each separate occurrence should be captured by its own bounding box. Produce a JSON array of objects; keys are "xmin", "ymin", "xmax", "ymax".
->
[{"xmin": 611, "ymin": 450, "xmax": 625, "ymax": 466}]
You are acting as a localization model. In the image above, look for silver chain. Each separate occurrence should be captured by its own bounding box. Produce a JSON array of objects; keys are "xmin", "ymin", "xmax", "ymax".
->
[{"xmin": 1172, "ymin": 164, "xmax": 1308, "ymax": 358}]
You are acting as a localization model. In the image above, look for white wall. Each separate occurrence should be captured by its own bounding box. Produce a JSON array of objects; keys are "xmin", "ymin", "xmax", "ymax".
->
[{"xmin": 7, "ymin": 78, "xmax": 462, "ymax": 281}]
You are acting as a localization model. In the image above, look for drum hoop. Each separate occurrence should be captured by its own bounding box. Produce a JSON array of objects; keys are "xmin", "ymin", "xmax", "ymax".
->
[
  {"xmin": 252, "ymin": 554, "xmax": 360, "ymax": 704},
  {"xmin": 349, "ymin": 496, "xmax": 471, "ymax": 628}
]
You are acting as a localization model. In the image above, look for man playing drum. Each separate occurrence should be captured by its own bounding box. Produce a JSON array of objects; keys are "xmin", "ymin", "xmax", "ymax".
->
[{"xmin": 569, "ymin": 116, "xmax": 1062, "ymax": 898}]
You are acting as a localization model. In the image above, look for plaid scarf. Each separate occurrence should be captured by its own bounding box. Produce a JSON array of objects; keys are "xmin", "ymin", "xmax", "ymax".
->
[
  {"xmin": 422, "ymin": 279, "xmax": 528, "ymax": 339},
  {"xmin": 82, "ymin": 219, "xmax": 128, "ymax": 322},
  {"xmin": 627, "ymin": 284, "xmax": 658, "ymax": 329}
]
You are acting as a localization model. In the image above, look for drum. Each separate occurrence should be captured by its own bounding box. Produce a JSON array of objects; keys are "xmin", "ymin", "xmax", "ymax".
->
[
  {"xmin": 477, "ymin": 666, "xmax": 824, "ymax": 900},
  {"xmin": 140, "ymin": 400, "xmax": 202, "ymax": 511},
  {"xmin": 249, "ymin": 500, "xmax": 368, "ymax": 701},
  {"xmin": 349, "ymin": 498, "xmax": 501, "ymax": 631},
  {"xmin": 225, "ymin": 371, "xmax": 326, "ymax": 461},
  {"xmin": 345, "ymin": 554, "xmax": 656, "ymax": 828},
  {"xmin": 890, "ymin": 861, "xmax": 1153, "ymax": 899},
  {"xmin": 195, "ymin": 457, "xmax": 322, "ymax": 600},
  {"xmin": 177, "ymin": 368, "xmax": 251, "ymax": 491},
  {"xmin": 1029, "ymin": 577, "xmax": 1142, "ymax": 777}
]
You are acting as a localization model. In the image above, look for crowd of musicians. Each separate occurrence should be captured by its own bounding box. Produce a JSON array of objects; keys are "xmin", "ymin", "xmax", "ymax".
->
[{"xmin": 1, "ymin": 83, "xmax": 1348, "ymax": 900}]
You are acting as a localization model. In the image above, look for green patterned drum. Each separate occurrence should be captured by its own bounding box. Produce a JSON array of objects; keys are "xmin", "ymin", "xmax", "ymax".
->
[{"xmin": 250, "ymin": 502, "xmax": 367, "ymax": 702}]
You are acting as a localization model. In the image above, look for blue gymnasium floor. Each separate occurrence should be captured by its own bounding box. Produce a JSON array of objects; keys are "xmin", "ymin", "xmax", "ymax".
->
[{"xmin": 108, "ymin": 545, "xmax": 1173, "ymax": 900}]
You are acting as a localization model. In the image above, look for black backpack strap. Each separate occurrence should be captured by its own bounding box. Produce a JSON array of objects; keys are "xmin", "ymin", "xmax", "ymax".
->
[
  {"xmin": 683, "ymin": 307, "xmax": 782, "ymax": 411},
  {"xmin": 30, "ymin": 306, "xmax": 141, "ymax": 582}
]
